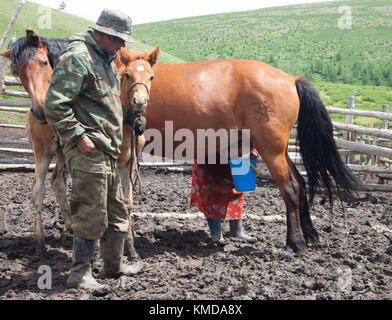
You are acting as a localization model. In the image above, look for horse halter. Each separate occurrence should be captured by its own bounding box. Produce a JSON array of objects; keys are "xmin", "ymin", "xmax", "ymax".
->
[{"xmin": 127, "ymin": 81, "xmax": 151, "ymax": 103}]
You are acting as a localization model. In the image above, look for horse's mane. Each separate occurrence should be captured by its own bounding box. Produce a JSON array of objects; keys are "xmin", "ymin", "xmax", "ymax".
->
[
  {"xmin": 127, "ymin": 50, "xmax": 151, "ymax": 62},
  {"xmin": 10, "ymin": 37, "xmax": 69, "ymax": 75}
]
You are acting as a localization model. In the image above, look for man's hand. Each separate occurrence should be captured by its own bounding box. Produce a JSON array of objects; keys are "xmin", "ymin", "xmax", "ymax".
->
[
  {"xmin": 77, "ymin": 136, "xmax": 95, "ymax": 155},
  {"xmin": 124, "ymin": 110, "xmax": 146, "ymax": 136}
]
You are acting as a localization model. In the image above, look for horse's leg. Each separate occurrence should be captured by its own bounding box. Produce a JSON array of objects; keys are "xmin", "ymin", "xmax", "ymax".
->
[
  {"xmin": 50, "ymin": 148, "xmax": 72, "ymax": 233},
  {"xmin": 258, "ymin": 149, "xmax": 307, "ymax": 254},
  {"xmin": 31, "ymin": 156, "xmax": 52, "ymax": 244},
  {"xmin": 286, "ymin": 155, "xmax": 319, "ymax": 245},
  {"xmin": 27, "ymin": 116, "xmax": 57, "ymax": 247},
  {"xmin": 117, "ymin": 124, "xmax": 138, "ymax": 259},
  {"xmin": 31, "ymin": 147, "xmax": 55, "ymax": 245},
  {"xmin": 119, "ymin": 160, "xmax": 139, "ymax": 260}
]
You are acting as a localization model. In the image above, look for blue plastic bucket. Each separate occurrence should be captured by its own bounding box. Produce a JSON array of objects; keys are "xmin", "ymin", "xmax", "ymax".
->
[{"xmin": 229, "ymin": 158, "xmax": 258, "ymax": 192}]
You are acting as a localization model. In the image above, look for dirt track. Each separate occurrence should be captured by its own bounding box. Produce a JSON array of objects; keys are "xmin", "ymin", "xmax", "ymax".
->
[{"xmin": 0, "ymin": 125, "xmax": 391, "ymax": 300}]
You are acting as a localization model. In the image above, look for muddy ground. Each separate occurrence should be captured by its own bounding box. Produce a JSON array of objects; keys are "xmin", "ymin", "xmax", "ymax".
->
[{"xmin": 0, "ymin": 124, "xmax": 391, "ymax": 301}]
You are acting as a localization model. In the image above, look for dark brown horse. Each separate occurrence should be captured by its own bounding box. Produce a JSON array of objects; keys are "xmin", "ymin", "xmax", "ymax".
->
[
  {"xmin": 118, "ymin": 49, "xmax": 361, "ymax": 254},
  {"xmin": 0, "ymin": 31, "xmax": 159, "ymax": 259}
]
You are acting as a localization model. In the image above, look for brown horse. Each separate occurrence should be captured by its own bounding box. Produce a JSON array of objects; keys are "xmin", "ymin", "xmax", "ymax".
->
[
  {"xmin": 1, "ymin": 31, "xmax": 72, "ymax": 245},
  {"xmin": 117, "ymin": 49, "xmax": 361, "ymax": 254},
  {"xmin": 0, "ymin": 31, "xmax": 159, "ymax": 258}
]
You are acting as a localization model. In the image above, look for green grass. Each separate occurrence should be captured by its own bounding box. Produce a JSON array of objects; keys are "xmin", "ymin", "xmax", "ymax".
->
[
  {"xmin": 1, "ymin": 85, "xmax": 25, "ymax": 99},
  {"xmin": 133, "ymin": 0, "xmax": 392, "ymax": 86},
  {"xmin": 0, "ymin": 0, "xmax": 184, "ymax": 63},
  {"xmin": 0, "ymin": 0, "xmax": 92, "ymax": 43},
  {"xmin": 314, "ymin": 82, "xmax": 392, "ymax": 127},
  {"xmin": 0, "ymin": 1, "xmax": 183, "ymax": 125},
  {"xmin": 0, "ymin": 113, "xmax": 25, "ymax": 125}
]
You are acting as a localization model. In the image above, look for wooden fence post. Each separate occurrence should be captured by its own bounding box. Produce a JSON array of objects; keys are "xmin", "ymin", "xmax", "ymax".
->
[
  {"xmin": 379, "ymin": 104, "xmax": 390, "ymax": 168},
  {"xmin": 0, "ymin": 0, "xmax": 26, "ymax": 49},
  {"xmin": 382, "ymin": 104, "xmax": 390, "ymax": 130},
  {"xmin": 344, "ymin": 90, "xmax": 355, "ymax": 163},
  {"xmin": 351, "ymin": 122, "xmax": 357, "ymax": 164},
  {"xmin": 0, "ymin": 59, "xmax": 8, "ymax": 94},
  {"xmin": 0, "ymin": 36, "xmax": 17, "ymax": 95},
  {"xmin": 0, "ymin": 0, "xmax": 24, "ymax": 93}
]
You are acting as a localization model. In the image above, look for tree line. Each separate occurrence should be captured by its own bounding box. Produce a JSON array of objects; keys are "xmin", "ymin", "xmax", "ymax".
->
[{"xmin": 302, "ymin": 59, "xmax": 392, "ymax": 87}]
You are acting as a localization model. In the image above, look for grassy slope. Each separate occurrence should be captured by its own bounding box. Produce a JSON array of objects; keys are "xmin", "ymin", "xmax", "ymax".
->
[
  {"xmin": 132, "ymin": 0, "xmax": 392, "ymax": 125},
  {"xmin": 0, "ymin": 1, "xmax": 181, "ymax": 123},
  {"xmin": 133, "ymin": 0, "xmax": 392, "ymax": 73},
  {"xmin": 0, "ymin": 0, "xmax": 184, "ymax": 63}
]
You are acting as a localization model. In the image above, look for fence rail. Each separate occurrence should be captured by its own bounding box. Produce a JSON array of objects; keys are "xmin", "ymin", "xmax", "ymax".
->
[
  {"xmin": 327, "ymin": 106, "xmax": 392, "ymax": 121},
  {"xmin": 0, "ymin": 139, "xmax": 28, "ymax": 145},
  {"xmin": 2, "ymin": 89, "xmax": 29, "ymax": 98},
  {"xmin": 0, "ymin": 100, "xmax": 31, "ymax": 108},
  {"xmin": 0, "ymin": 123, "xmax": 25, "ymax": 129},
  {"xmin": 4, "ymin": 76, "xmax": 22, "ymax": 86}
]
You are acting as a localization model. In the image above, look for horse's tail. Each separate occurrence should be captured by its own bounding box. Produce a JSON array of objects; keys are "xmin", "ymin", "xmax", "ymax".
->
[{"xmin": 295, "ymin": 77, "xmax": 361, "ymax": 208}]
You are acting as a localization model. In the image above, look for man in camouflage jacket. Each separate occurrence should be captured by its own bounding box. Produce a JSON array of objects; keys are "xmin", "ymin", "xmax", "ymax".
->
[{"xmin": 44, "ymin": 8, "xmax": 144, "ymax": 290}]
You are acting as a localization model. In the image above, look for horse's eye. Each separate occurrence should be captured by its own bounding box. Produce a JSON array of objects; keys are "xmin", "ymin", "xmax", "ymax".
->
[
  {"xmin": 150, "ymin": 76, "xmax": 154, "ymax": 81},
  {"xmin": 125, "ymin": 73, "xmax": 131, "ymax": 80},
  {"xmin": 42, "ymin": 61, "xmax": 48, "ymax": 67}
]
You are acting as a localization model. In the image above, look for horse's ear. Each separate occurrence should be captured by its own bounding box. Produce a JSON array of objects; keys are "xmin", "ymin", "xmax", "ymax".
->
[
  {"xmin": 119, "ymin": 47, "xmax": 130, "ymax": 66},
  {"xmin": 26, "ymin": 29, "xmax": 42, "ymax": 47},
  {"xmin": 148, "ymin": 46, "xmax": 160, "ymax": 67},
  {"xmin": 0, "ymin": 49, "xmax": 11, "ymax": 59},
  {"xmin": 115, "ymin": 53, "xmax": 126, "ymax": 75}
]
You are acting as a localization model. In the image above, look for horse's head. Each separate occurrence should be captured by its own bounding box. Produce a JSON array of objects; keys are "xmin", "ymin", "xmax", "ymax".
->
[
  {"xmin": 0, "ymin": 30, "xmax": 68, "ymax": 122},
  {"xmin": 116, "ymin": 46, "xmax": 160, "ymax": 115},
  {"xmin": 1, "ymin": 31, "xmax": 49, "ymax": 108}
]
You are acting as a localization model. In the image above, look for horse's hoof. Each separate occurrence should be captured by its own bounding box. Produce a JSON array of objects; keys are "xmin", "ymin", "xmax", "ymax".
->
[
  {"xmin": 285, "ymin": 239, "xmax": 307, "ymax": 255},
  {"xmin": 303, "ymin": 227, "xmax": 320, "ymax": 245},
  {"xmin": 285, "ymin": 244, "xmax": 307, "ymax": 255},
  {"xmin": 125, "ymin": 249, "xmax": 140, "ymax": 261}
]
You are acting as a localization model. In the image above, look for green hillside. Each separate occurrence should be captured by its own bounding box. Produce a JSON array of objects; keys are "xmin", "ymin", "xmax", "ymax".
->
[
  {"xmin": 0, "ymin": 0, "xmax": 184, "ymax": 63},
  {"xmin": 133, "ymin": 0, "xmax": 392, "ymax": 87},
  {"xmin": 315, "ymin": 82, "xmax": 392, "ymax": 127}
]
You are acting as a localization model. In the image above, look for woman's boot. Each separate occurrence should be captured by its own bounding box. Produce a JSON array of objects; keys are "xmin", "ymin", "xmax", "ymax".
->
[
  {"xmin": 207, "ymin": 219, "xmax": 225, "ymax": 245},
  {"xmin": 229, "ymin": 220, "xmax": 256, "ymax": 242}
]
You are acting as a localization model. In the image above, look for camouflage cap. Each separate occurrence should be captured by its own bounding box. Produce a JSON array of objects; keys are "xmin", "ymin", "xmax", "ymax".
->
[{"xmin": 91, "ymin": 8, "xmax": 134, "ymax": 43}]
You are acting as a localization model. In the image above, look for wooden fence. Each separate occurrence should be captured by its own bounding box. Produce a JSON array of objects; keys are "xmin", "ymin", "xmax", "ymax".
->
[{"xmin": 1, "ymin": 72, "xmax": 392, "ymax": 191}]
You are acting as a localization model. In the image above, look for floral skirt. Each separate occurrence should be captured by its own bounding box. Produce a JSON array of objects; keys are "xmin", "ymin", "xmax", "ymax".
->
[{"xmin": 190, "ymin": 162, "xmax": 244, "ymax": 220}]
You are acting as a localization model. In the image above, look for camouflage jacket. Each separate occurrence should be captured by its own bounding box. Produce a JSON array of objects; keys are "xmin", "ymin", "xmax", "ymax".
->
[{"xmin": 44, "ymin": 31, "xmax": 123, "ymax": 159}]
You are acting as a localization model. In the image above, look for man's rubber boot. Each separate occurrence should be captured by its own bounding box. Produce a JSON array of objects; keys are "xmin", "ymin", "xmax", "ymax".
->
[
  {"xmin": 100, "ymin": 228, "xmax": 145, "ymax": 278},
  {"xmin": 229, "ymin": 220, "xmax": 256, "ymax": 243},
  {"xmin": 207, "ymin": 219, "xmax": 225, "ymax": 245},
  {"xmin": 67, "ymin": 236, "xmax": 106, "ymax": 290}
]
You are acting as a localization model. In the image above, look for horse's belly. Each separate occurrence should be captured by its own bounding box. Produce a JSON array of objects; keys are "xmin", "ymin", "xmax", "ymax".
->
[{"xmin": 143, "ymin": 124, "xmax": 248, "ymax": 164}]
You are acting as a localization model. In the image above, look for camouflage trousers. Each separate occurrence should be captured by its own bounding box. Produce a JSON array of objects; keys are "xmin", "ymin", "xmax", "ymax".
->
[{"xmin": 65, "ymin": 146, "xmax": 129, "ymax": 240}]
